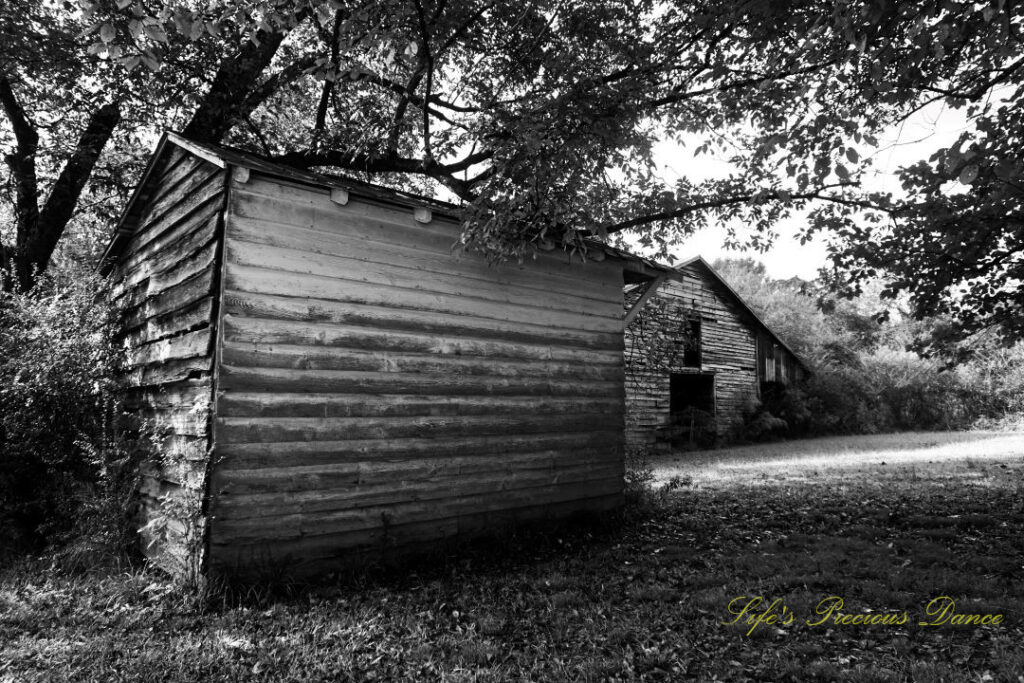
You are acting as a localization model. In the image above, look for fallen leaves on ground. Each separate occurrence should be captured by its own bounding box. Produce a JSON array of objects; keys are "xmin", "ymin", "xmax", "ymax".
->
[{"xmin": 1, "ymin": 431, "xmax": 1023, "ymax": 682}]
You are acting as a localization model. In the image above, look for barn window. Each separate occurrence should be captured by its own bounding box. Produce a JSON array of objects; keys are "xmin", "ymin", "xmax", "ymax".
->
[{"xmin": 679, "ymin": 318, "xmax": 701, "ymax": 368}]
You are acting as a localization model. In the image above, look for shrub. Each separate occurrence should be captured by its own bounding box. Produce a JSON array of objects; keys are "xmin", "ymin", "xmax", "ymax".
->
[
  {"xmin": 663, "ymin": 407, "xmax": 717, "ymax": 449},
  {"xmin": 623, "ymin": 446, "xmax": 656, "ymax": 506},
  {"xmin": 0, "ymin": 270, "xmax": 148, "ymax": 561},
  {"xmin": 770, "ymin": 348, "xmax": 1009, "ymax": 438}
]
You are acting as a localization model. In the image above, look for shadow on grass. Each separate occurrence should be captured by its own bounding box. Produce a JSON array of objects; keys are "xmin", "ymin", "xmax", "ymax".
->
[{"xmin": 3, "ymin": 437, "xmax": 1024, "ymax": 682}]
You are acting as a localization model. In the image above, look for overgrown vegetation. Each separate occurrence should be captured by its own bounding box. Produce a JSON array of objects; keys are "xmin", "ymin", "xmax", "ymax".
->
[
  {"xmin": 0, "ymin": 268, "xmax": 149, "ymax": 562},
  {"xmin": 713, "ymin": 259, "xmax": 1024, "ymax": 439},
  {"xmin": 2, "ymin": 432, "xmax": 1021, "ymax": 681}
]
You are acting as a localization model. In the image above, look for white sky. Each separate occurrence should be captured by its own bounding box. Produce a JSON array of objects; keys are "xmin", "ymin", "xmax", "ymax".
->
[{"xmin": 635, "ymin": 101, "xmax": 973, "ymax": 281}]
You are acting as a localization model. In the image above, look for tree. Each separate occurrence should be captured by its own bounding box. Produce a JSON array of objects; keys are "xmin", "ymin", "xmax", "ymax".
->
[
  {"xmin": 809, "ymin": 4, "xmax": 1024, "ymax": 347},
  {"xmin": 3, "ymin": 0, "xmax": 1023, "ymax": 320},
  {"xmin": 0, "ymin": 0, "xmax": 301, "ymax": 290},
  {"xmin": 823, "ymin": 101, "xmax": 1024, "ymax": 349}
]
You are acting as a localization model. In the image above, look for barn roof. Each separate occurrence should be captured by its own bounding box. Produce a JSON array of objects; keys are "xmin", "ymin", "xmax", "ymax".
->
[
  {"xmin": 675, "ymin": 255, "xmax": 809, "ymax": 372},
  {"xmin": 99, "ymin": 132, "xmax": 668, "ymax": 278}
]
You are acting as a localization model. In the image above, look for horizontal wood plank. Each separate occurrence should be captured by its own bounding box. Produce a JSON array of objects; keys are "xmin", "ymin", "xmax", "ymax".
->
[
  {"xmin": 218, "ymin": 364, "xmax": 624, "ymax": 398},
  {"xmin": 226, "ymin": 214, "xmax": 622, "ymax": 303},
  {"xmin": 217, "ymin": 412, "xmax": 619, "ymax": 444},
  {"xmin": 220, "ymin": 343, "xmax": 622, "ymax": 381},
  {"xmin": 217, "ymin": 392, "xmax": 621, "ymax": 419},
  {"xmin": 214, "ymin": 431, "xmax": 623, "ymax": 469},
  {"xmin": 222, "ymin": 291, "xmax": 623, "ymax": 352},
  {"xmin": 221, "ymin": 315, "xmax": 621, "ymax": 365},
  {"xmin": 223, "ymin": 264, "xmax": 622, "ymax": 334}
]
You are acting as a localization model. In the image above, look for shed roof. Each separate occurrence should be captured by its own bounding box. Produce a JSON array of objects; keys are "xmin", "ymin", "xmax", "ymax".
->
[{"xmin": 98, "ymin": 132, "xmax": 669, "ymax": 278}]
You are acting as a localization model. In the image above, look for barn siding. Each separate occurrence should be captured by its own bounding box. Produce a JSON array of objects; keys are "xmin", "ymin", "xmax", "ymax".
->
[
  {"xmin": 206, "ymin": 173, "xmax": 626, "ymax": 575},
  {"xmin": 624, "ymin": 263, "xmax": 758, "ymax": 451},
  {"xmin": 110, "ymin": 147, "xmax": 226, "ymax": 572}
]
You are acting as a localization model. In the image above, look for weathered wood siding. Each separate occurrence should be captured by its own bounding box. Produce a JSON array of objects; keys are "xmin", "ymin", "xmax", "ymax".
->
[
  {"xmin": 624, "ymin": 263, "xmax": 758, "ymax": 450},
  {"xmin": 109, "ymin": 147, "xmax": 225, "ymax": 571},
  {"xmin": 207, "ymin": 173, "xmax": 626, "ymax": 575},
  {"xmin": 756, "ymin": 332, "xmax": 805, "ymax": 385}
]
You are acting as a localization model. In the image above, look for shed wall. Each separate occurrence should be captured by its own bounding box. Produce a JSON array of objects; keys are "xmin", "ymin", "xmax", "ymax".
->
[
  {"xmin": 110, "ymin": 148, "xmax": 224, "ymax": 571},
  {"xmin": 624, "ymin": 263, "xmax": 758, "ymax": 451},
  {"xmin": 206, "ymin": 173, "xmax": 626, "ymax": 575}
]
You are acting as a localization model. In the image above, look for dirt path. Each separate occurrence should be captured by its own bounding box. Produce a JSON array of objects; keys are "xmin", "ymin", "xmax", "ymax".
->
[{"xmin": 650, "ymin": 430, "xmax": 1024, "ymax": 486}]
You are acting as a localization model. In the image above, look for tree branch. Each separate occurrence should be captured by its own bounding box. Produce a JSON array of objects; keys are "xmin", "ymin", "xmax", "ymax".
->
[
  {"xmin": 643, "ymin": 58, "xmax": 838, "ymax": 110},
  {"xmin": 271, "ymin": 147, "xmax": 491, "ymax": 176},
  {"xmin": 182, "ymin": 26, "xmax": 295, "ymax": 143},
  {"xmin": 0, "ymin": 75, "xmax": 40, "ymax": 287},
  {"xmin": 412, "ymin": 0, "xmax": 435, "ymax": 160},
  {"xmin": 29, "ymin": 100, "xmax": 122, "ymax": 283},
  {"xmin": 601, "ymin": 184, "xmax": 870, "ymax": 234},
  {"xmin": 314, "ymin": 11, "xmax": 344, "ymax": 142}
]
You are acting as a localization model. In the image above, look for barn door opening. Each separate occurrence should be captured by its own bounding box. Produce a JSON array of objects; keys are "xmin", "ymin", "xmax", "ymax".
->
[
  {"xmin": 670, "ymin": 373, "xmax": 715, "ymax": 414},
  {"xmin": 667, "ymin": 373, "xmax": 716, "ymax": 448}
]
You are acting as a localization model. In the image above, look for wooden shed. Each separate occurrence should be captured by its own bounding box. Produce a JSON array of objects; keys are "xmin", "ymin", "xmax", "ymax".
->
[
  {"xmin": 623, "ymin": 257, "xmax": 808, "ymax": 450},
  {"xmin": 100, "ymin": 132, "xmax": 664, "ymax": 578}
]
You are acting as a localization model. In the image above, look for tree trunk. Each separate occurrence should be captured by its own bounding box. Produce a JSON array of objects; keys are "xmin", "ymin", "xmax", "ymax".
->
[
  {"xmin": 1, "ymin": 77, "xmax": 121, "ymax": 291},
  {"xmin": 182, "ymin": 30, "xmax": 289, "ymax": 144},
  {"xmin": 20, "ymin": 101, "xmax": 122, "ymax": 290}
]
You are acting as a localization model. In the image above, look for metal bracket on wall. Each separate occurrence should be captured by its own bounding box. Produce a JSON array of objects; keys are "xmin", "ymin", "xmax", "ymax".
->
[
  {"xmin": 330, "ymin": 188, "xmax": 350, "ymax": 206},
  {"xmin": 414, "ymin": 207, "xmax": 432, "ymax": 224}
]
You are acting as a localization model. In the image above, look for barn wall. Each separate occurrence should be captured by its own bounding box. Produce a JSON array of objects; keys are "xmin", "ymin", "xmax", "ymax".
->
[
  {"xmin": 624, "ymin": 264, "xmax": 758, "ymax": 451},
  {"xmin": 110, "ymin": 148, "xmax": 225, "ymax": 572},
  {"xmin": 206, "ymin": 173, "xmax": 626, "ymax": 576}
]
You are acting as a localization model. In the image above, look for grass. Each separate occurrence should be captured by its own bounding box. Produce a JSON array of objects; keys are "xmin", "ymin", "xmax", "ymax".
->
[{"xmin": 2, "ymin": 430, "xmax": 1023, "ymax": 682}]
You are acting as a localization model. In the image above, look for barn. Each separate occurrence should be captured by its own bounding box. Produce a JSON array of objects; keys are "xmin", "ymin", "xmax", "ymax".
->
[
  {"xmin": 623, "ymin": 257, "xmax": 808, "ymax": 451},
  {"xmin": 99, "ymin": 132, "xmax": 669, "ymax": 578}
]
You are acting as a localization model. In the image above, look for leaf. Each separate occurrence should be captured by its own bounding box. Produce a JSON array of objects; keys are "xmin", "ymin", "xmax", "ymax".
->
[
  {"xmin": 116, "ymin": 0, "xmax": 132, "ymax": 9},
  {"xmin": 143, "ymin": 24, "xmax": 167, "ymax": 43},
  {"xmin": 835, "ymin": 163, "xmax": 850, "ymax": 180},
  {"xmin": 100, "ymin": 23, "xmax": 116, "ymax": 44},
  {"xmin": 959, "ymin": 164, "xmax": 979, "ymax": 184},
  {"xmin": 846, "ymin": 148, "xmax": 859, "ymax": 164}
]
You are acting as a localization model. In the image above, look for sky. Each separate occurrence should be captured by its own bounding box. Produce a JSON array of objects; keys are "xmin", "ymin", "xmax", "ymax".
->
[{"xmin": 634, "ymin": 100, "xmax": 974, "ymax": 281}]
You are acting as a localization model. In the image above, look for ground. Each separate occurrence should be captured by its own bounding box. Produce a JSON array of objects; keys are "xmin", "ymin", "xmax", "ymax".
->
[{"xmin": 2, "ymin": 431, "xmax": 1023, "ymax": 682}]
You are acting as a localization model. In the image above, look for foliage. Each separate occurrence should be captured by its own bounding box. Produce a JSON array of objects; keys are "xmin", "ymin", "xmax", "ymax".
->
[
  {"xmin": 3, "ymin": 0, "xmax": 1024, "ymax": 328},
  {"xmin": 716, "ymin": 257, "xmax": 1024, "ymax": 439},
  {"xmin": 622, "ymin": 445, "xmax": 656, "ymax": 508},
  {"xmin": 824, "ymin": 87, "xmax": 1024, "ymax": 348},
  {"xmin": 664, "ymin": 407, "xmax": 717, "ymax": 450},
  {"xmin": 2, "ymin": 432, "xmax": 1023, "ymax": 681},
  {"xmin": 0, "ymin": 268, "xmax": 148, "ymax": 557}
]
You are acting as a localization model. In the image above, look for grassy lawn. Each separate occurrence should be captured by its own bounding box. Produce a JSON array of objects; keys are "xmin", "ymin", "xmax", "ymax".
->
[{"xmin": 2, "ymin": 431, "xmax": 1023, "ymax": 682}]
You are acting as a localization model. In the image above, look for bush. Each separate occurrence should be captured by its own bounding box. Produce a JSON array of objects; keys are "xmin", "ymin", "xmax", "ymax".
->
[
  {"xmin": 0, "ymin": 271, "xmax": 148, "ymax": 561},
  {"xmin": 663, "ymin": 408, "xmax": 717, "ymax": 449},
  {"xmin": 623, "ymin": 447, "xmax": 656, "ymax": 507},
  {"xmin": 760, "ymin": 348, "xmax": 1009, "ymax": 439}
]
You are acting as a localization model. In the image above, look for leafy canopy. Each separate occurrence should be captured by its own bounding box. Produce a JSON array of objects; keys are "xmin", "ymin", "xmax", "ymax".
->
[{"xmin": 2, "ymin": 0, "xmax": 1023, "ymax": 344}]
